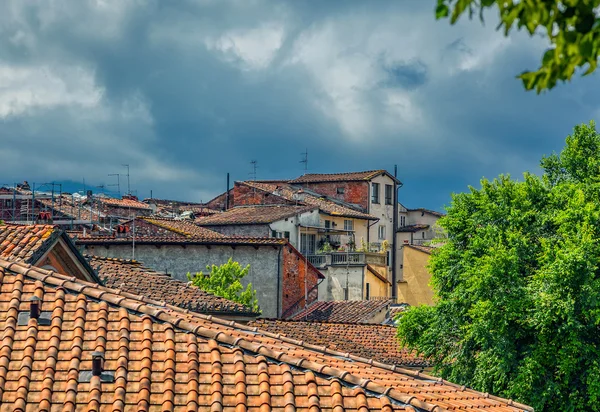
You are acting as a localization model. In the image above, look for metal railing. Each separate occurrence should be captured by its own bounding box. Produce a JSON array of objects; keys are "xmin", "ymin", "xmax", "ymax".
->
[{"xmin": 306, "ymin": 252, "xmax": 387, "ymax": 268}]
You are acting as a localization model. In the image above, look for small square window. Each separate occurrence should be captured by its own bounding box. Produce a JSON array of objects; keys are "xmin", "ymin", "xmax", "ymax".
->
[{"xmin": 337, "ymin": 187, "xmax": 345, "ymax": 194}]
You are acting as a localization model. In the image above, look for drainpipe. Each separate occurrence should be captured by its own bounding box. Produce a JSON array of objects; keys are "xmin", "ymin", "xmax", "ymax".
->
[
  {"xmin": 276, "ymin": 246, "xmax": 282, "ymax": 317},
  {"xmin": 391, "ymin": 165, "xmax": 403, "ymax": 299}
]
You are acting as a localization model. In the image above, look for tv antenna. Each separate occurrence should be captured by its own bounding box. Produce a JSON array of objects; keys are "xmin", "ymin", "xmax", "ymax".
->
[
  {"xmin": 108, "ymin": 173, "xmax": 121, "ymax": 196},
  {"xmin": 249, "ymin": 160, "xmax": 258, "ymax": 181},
  {"xmin": 122, "ymin": 164, "xmax": 130, "ymax": 195},
  {"xmin": 300, "ymin": 149, "xmax": 308, "ymax": 173}
]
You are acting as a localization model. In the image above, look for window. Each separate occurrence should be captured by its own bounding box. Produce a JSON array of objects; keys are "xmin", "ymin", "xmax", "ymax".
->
[
  {"xmin": 422, "ymin": 231, "xmax": 425, "ymax": 239},
  {"xmin": 271, "ymin": 230, "xmax": 277, "ymax": 238},
  {"xmin": 284, "ymin": 231, "xmax": 290, "ymax": 240},
  {"xmin": 337, "ymin": 187, "xmax": 345, "ymax": 195},
  {"xmin": 371, "ymin": 183, "xmax": 380, "ymax": 204},
  {"xmin": 386, "ymin": 251, "xmax": 391, "ymax": 266},
  {"xmin": 378, "ymin": 225, "xmax": 386, "ymax": 240},
  {"xmin": 324, "ymin": 220, "xmax": 331, "ymax": 229},
  {"xmin": 300, "ymin": 233, "xmax": 317, "ymax": 254},
  {"xmin": 400, "ymin": 215, "xmax": 406, "ymax": 227},
  {"xmin": 5, "ymin": 199, "xmax": 12, "ymax": 208},
  {"xmin": 385, "ymin": 184, "xmax": 393, "ymax": 205},
  {"xmin": 344, "ymin": 219, "xmax": 353, "ymax": 231},
  {"xmin": 365, "ymin": 283, "xmax": 370, "ymax": 300}
]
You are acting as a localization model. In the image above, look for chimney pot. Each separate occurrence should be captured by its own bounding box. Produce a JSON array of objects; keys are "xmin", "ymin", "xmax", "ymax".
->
[
  {"xmin": 92, "ymin": 351, "xmax": 105, "ymax": 376},
  {"xmin": 29, "ymin": 296, "xmax": 41, "ymax": 319}
]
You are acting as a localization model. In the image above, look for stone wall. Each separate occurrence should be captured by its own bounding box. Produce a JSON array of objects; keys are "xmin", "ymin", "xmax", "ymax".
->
[{"xmin": 296, "ymin": 181, "xmax": 369, "ymax": 210}]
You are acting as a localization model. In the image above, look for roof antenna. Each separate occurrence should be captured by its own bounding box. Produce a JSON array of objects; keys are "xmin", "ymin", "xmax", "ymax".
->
[
  {"xmin": 249, "ymin": 160, "xmax": 258, "ymax": 181},
  {"xmin": 300, "ymin": 149, "xmax": 308, "ymax": 173}
]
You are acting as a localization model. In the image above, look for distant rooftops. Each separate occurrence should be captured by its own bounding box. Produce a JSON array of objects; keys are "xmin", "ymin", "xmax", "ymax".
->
[
  {"xmin": 290, "ymin": 169, "xmax": 401, "ymax": 184},
  {"xmin": 198, "ymin": 205, "xmax": 316, "ymax": 226}
]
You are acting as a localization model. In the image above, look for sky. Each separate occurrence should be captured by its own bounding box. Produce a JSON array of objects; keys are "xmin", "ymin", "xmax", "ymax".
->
[{"xmin": 1, "ymin": 0, "xmax": 599, "ymax": 211}]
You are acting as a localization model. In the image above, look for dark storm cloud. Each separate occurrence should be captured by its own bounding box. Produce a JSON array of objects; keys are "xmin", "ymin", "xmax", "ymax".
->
[{"xmin": 1, "ymin": 0, "xmax": 598, "ymax": 209}]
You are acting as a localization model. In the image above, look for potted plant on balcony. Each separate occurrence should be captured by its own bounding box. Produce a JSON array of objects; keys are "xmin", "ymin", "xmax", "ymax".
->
[
  {"xmin": 318, "ymin": 241, "xmax": 333, "ymax": 254},
  {"xmin": 380, "ymin": 240, "xmax": 390, "ymax": 254}
]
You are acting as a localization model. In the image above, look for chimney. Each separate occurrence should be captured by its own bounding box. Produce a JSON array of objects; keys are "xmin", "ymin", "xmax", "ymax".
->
[
  {"xmin": 29, "ymin": 296, "xmax": 41, "ymax": 320},
  {"xmin": 92, "ymin": 352, "xmax": 104, "ymax": 376}
]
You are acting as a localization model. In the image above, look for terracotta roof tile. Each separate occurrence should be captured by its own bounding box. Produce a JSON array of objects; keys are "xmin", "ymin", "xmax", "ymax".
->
[
  {"xmin": 249, "ymin": 319, "xmax": 428, "ymax": 367},
  {"xmin": 398, "ymin": 223, "xmax": 430, "ymax": 232},
  {"xmin": 240, "ymin": 181, "xmax": 377, "ymax": 220},
  {"xmin": 290, "ymin": 299, "xmax": 395, "ymax": 323},
  {"xmin": 290, "ymin": 170, "xmax": 389, "ymax": 183},
  {"xmin": 76, "ymin": 235, "xmax": 288, "ymax": 246},
  {"xmin": 96, "ymin": 196, "xmax": 152, "ymax": 210},
  {"xmin": 0, "ymin": 258, "xmax": 532, "ymax": 411},
  {"xmin": 406, "ymin": 244, "xmax": 436, "ymax": 254},
  {"xmin": 86, "ymin": 255, "xmax": 257, "ymax": 315},
  {"xmin": 137, "ymin": 217, "xmax": 225, "ymax": 238},
  {"xmin": 0, "ymin": 223, "xmax": 60, "ymax": 263},
  {"xmin": 198, "ymin": 205, "xmax": 315, "ymax": 225},
  {"xmin": 407, "ymin": 208, "xmax": 446, "ymax": 217}
]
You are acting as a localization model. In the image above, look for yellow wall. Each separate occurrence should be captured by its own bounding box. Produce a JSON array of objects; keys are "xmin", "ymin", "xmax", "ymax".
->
[
  {"xmin": 364, "ymin": 266, "xmax": 390, "ymax": 298},
  {"xmin": 397, "ymin": 246, "xmax": 434, "ymax": 306}
]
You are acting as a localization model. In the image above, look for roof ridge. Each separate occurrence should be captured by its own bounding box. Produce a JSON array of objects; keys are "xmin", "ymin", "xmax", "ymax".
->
[
  {"xmin": 254, "ymin": 318, "xmax": 398, "ymax": 327},
  {"xmin": 0, "ymin": 259, "xmax": 532, "ymax": 412},
  {"xmin": 296, "ymin": 169, "xmax": 385, "ymax": 177}
]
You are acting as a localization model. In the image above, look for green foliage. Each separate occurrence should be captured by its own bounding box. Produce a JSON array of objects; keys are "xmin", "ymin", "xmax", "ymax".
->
[
  {"xmin": 436, "ymin": 0, "xmax": 600, "ymax": 93},
  {"xmin": 319, "ymin": 241, "xmax": 333, "ymax": 253},
  {"xmin": 187, "ymin": 258, "xmax": 260, "ymax": 313},
  {"xmin": 397, "ymin": 121, "xmax": 600, "ymax": 411}
]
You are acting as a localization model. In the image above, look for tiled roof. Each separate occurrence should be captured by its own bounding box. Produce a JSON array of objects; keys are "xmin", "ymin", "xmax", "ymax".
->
[
  {"xmin": 406, "ymin": 244, "xmax": 436, "ymax": 254},
  {"xmin": 0, "ymin": 223, "xmax": 60, "ymax": 263},
  {"xmin": 249, "ymin": 319, "xmax": 428, "ymax": 367},
  {"xmin": 138, "ymin": 217, "xmax": 225, "ymax": 238},
  {"xmin": 198, "ymin": 205, "xmax": 315, "ymax": 225},
  {"xmin": 97, "ymin": 196, "xmax": 152, "ymax": 210},
  {"xmin": 0, "ymin": 258, "xmax": 532, "ymax": 411},
  {"xmin": 240, "ymin": 181, "xmax": 377, "ymax": 220},
  {"xmin": 398, "ymin": 223, "xmax": 430, "ymax": 233},
  {"xmin": 290, "ymin": 170, "xmax": 390, "ymax": 183},
  {"xmin": 407, "ymin": 208, "xmax": 445, "ymax": 217},
  {"xmin": 87, "ymin": 255, "xmax": 257, "ymax": 316},
  {"xmin": 37, "ymin": 196, "xmax": 109, "ymax": 222},
  {"xmin": 76, "ymin": 235, "xmax": 289, "ymax": 246},
  {"xmin": 291, "ymin": 299, "xmax": 395, "ymax": 323}
]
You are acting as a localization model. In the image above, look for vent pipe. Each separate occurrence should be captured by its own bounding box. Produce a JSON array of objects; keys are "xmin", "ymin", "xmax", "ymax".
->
[
  {"xmin": 92, "ymin": 352, "xmax": 104, "ymax": 376},
  {"xmin": 29, "ymin": 296, "xmax": 41, "ymax": 320}
]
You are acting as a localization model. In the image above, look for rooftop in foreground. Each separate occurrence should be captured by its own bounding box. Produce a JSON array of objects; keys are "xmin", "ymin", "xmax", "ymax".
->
[{"xmin": 0, "ymin": 258, "xmax": 532, "ymax": 411}]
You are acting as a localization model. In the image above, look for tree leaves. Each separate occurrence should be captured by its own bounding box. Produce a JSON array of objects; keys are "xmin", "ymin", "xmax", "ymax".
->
[
  {"xmin": 436, "ymin": 0, "xmax": 600, "ymax": 93},
  {"xmin": 397, "ymin": 122, "xmax": 600, "ymax": 411},
  {"xmin": 187, "ymin": 258, "xmax": 260, "ymax": 312}
]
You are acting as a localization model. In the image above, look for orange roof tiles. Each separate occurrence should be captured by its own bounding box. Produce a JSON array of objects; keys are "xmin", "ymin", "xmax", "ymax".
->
[
  {"xmin": 290, "ymin": 170, "xmax": 390, "ymax": 183},
  {"xmin": 87, "ymin": 255, "xmax": 257, "ymax": 316},
  {"xmin": 240, "ymin": 181, "xmax": 378, "ymax": 220},
  {"xmin": 198, "ymin": 205, "xmax": 315, "ymax": 225},
  {"xmin": 406, "ymin": 244, "xmax": 436, "ymax": 254},
  {"xmin": 76, "ymin": 235, "xmax": 288, "ymax": 246},
  {"xmin": 291, "ymin": 299, "xmax": 395, "ymax": 323},
  {"xmin": 138, "ymin": 217, "xmax": 225, "ymax": 238},
  {"xmin": 0, "ymin": 223, "xmax": 60, "ymax": 263},
  {"xmin": 97, "ymin": 196, "xmax": 152, "ymax": 210},
  {"xmin": 249, "ymin": 319, "xmax": 428, "ymax": 368},
  {"xmin": 0, "ymin": 258, "xmax": 533, "ymax": 411}
]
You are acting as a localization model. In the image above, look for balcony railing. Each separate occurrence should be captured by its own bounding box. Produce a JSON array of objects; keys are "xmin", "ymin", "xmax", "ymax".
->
[
  {"xmin": 306, "ymin": 252, "xmax": 387, "ymax": 268},
  {"xmin": 410, "ymin": 238, "xmax": 435, "ymax": 246}
]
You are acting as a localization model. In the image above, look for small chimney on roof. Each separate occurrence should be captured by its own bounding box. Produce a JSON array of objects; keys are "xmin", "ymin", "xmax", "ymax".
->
[
  {"xmin": 92, "ymin": 352, "xmax": 105, "ymax": 376},
  {"xmin": 29, "ymin": 296, "xmax": 41, "ymax": 320}
]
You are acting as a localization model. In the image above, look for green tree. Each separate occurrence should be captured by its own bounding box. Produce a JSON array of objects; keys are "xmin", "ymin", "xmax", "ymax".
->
[
  {"xmin": 188, "ymin": 258, "xmax": 260, "ymax": 312},
  {"xmin": 436, "ymin": 0, "xmax": 600, "ymax": 93},
  {"xmin": 397, "ymin": 121, "xmax": 600, "ymax": 411}
]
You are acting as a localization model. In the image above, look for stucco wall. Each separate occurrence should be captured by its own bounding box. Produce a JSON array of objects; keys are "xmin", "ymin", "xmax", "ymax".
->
[
  {"xmin": 365, "ymin": 267, "xmax": 390, "ymax": 299},
  {"xmin": 397, "ymin": 246, "xmax": 434, "ymax": 306},
  {"xmin": 81, "ymin": 243, "xmax": 283, "ymax": 318},
  {"xmin": 318, "ymin": 266, "xmax": 365, "ymax": 301},
  {"xmin": 368, "ymin": 174, "xmax": 395, "ymax": 254}
]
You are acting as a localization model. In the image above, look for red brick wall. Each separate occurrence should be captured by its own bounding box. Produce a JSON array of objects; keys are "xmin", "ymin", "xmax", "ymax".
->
[
  {"xmin": 297, "ymin": 182, "xmax": 369, "ymax": 210},
  {"xmin": 233, "ymin": 183, "xmax": 295, "ymax": 207},
  {"xmin": 281, "ymin": 245, "xmax": 320, "ymax": 316},
  {"xmin": 205, "ymin": 189, "xmax": 234, "ymax": 211}
]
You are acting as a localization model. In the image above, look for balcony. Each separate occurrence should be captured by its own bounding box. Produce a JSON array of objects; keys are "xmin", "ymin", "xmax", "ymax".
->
[{"xmin": 306, "ymin": 252, "xmax": 387, "ymax": 268}]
